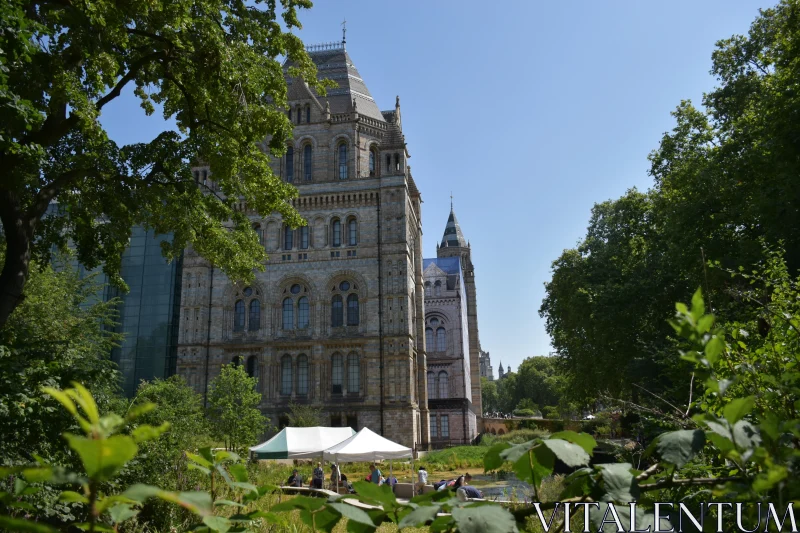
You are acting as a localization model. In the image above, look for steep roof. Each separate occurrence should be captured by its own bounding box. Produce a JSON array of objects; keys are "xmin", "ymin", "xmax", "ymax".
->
[
  {"xmin": 441, "ymin": 207, "xmax": 467, "ymax": 248},
  {"xmin": 284, "ymin": 45, "xmax": 385, "ymax": 122}
]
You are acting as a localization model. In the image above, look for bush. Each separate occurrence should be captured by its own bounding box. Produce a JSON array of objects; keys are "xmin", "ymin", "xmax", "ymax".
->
[{"xmin": 512, "ymin": 408, "xmax": 536, "ymax": 417}]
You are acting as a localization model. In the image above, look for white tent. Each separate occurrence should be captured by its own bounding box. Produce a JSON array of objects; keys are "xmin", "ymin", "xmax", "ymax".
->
[
  {"xmin": 322, "ymin": 427, "xmax": 412, "ymax": 463},
  {"xmin": 249, "ymin": 426, "xmax": 355, "ymax": 460}
]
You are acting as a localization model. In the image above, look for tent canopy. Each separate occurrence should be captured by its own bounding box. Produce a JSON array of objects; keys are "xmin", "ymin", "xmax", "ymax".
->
[
  {"xmin": 250, "ymin": 427, "xmax": 355, "ymax": 460},
  {"xmin": 323, "ymin": 427, "xmax": 412, "ymax": 463}
]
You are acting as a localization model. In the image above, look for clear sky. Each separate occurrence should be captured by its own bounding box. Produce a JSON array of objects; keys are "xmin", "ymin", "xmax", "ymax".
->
[{"xmin": 99, "ymin": 1, "xmax": 772, "ymax": 375}]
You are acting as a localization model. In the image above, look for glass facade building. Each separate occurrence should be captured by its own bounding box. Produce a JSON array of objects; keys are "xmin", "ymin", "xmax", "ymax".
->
[
  {"xmin": 108, "ymin": 227, "xmax": 183, "ymax": 396},
  {"xmin": 63, "ymin": 226, "xmax": 183, "ymax": 396}
]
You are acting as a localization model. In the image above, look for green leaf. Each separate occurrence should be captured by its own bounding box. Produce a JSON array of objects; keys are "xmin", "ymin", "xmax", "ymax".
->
[
  {"xmin": 352, "ymin": 480, "xmax": 398, "ymax": 511},
  {"xmin": 131, "ymin": 422, "xmax": 170, "ymax": 443},
  {"xmin": 399, "ymin": 505, "xmax": 440, "ymax": 528},
  {"xmin": 500, "ymin": 440, "xmax": 537, "ymax": 464},
  {"xmin": 123, "ymin": 484, "xmax": 212, "ymax": 515},
  {"xmin": 301, "ymin": 506, "xmax": 340, "ymax": 533},
  {"xmin": 229, "ymin": 463, "xmax": 249, "ymax": 483},
  {"xmin": 549, "ymin": 431, "xmax": 596, "ymax": 456},
  {"xmin": 230, "ymin": 481, "xmax": 258, "ymax": 494},
  {"xmin": 107, "ymin": 503, "xmax": 139, "ymax": 524},
  {"xmin": 203, "ymin": 515, "xmax": 232, "ymax": 533},
  {"xmin": 704, "ymin": 335, "xmax": 725, "ymax": 363},
  {"xmin": 199, "ymin": 447, "xmax": 214, "ymax": 465},
  {"xmin": 0, "ymin": 516, "xmax": 58, "ymax": 533},
  {"xmin": 215, "ymin": 498, "xmax": 245, "ymax": 508},
  {"xmin": 328, "ymin": 502, "xmax": 376, "ymax": 527},
  {"xmin": 723, "ymin": 396, "xmax": 755, "ymax": 425},
  {"xmin": 125, "ymin": 402, "xmax": 156, "ymax": 421},
  {"xmin": 60, "ymin": 490, "xmax": 89, "ymax": 504},
  {"xmin": 652, "ymin": 430, "xmax": 705, "ymax": 468},
  {"xmin": 64, "ymin": 434, "xmax": 137, "ymax": 482},
  {"xmin": 451, "ymin": 504, "xmax": 519, "ymax": 533},
  {"xmin": 598, "ymin": 463, "xmax": 639, "ymax": 503},
  {"xmin": 513, "ymin": 445, "xmax": 554, "ymax": 487},
  {"xmin": 541, "ymin": 439, "xmax": 590, "ymax": 467},
  {"xmin": 484, "ymin": 442, "xmax": 511, "ymax": 471},
  {"xmin": 690, "ymin": 288, "xmax": 705, "ymax": 320},
  {"xmin": 271, "ymin": 495, "xmax": 326, "ymax": 512}
]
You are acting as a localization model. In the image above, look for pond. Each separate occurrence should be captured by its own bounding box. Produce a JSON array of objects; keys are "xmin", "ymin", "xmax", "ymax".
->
[{"xmin": 468, "ymin": 472, "xmax": 535, "ymax": 501}]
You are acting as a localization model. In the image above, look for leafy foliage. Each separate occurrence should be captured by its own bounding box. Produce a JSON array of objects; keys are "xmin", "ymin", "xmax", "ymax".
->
[
  {"xmin": 206, "ymin": 363, "xmax": 267, "ymax": 453},
  {"xmin": 0, "ymin": 259, "xmax": 121, "ymax": 466},
  {"xmin": 287, "ymin": 400, "xmax": 323, "ymax": 427},
  {"xmin": 541, "ymin": 0, "xmax": 800, "ymax": 408},
  {"xmin": 0, "ymin": 0, "xmax": 327, "ymax": 329}
]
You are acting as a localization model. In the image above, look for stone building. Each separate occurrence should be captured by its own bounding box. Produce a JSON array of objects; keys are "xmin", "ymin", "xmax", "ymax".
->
[
  {"xmin": 176, "ymin": 41, "xmax": 430, "ymax": 448},
  {"xmin": 422, "ymin": 207, "xmax": 483, "ymax": 445},
  {"xmin": 480, "ymin": 350, "xmax": 494, "ymax": 381}
]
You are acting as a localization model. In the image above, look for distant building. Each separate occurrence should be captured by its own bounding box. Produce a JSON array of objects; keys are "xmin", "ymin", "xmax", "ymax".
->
[
  {"xmin": 479, "ymin": 350, "xmax": 494, "ymax": 381},
  {"xmin": 422, "ymin": 207, "xmax": 484, "ymax": 444}
]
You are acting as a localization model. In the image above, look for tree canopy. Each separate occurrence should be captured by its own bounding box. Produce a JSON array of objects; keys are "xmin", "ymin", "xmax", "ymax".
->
[
  {"xmin": 206, "ymin": 363, "xmax": 266, "ymax": 452},
  {"xmin": 0, "ymin": 0, "xmax": 324, "ymax": 329},
  {"xmin": 540, "ymin": 0, "xmax": 800, "ymax": 407}
]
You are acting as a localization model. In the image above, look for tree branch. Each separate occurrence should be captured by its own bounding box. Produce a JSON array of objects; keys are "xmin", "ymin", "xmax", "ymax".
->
[{"xmin": 96, "ymin": 51, "xmax": 166, "ymax": 111}]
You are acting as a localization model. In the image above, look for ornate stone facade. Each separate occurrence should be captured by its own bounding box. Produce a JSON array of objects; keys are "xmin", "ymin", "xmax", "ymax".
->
[
  {"xmin": 176, "ymin": 43, "xmax": 429, "ymax": 448},
  {"xmin": 422, "ymin": 208, "xmax": 484, "ymax": 445}
]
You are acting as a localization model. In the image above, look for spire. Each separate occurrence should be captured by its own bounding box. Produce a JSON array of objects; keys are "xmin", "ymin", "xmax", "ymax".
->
[
  {"xmin": 341, "ymin": 19, "xmax": 347, "ymax": 50},
  {"xmin": 441, "ymin": 202, "xmax": 467, "ymax": 248}
]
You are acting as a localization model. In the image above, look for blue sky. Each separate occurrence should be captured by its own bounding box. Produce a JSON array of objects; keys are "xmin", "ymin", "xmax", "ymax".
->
[{"xmin": 100, "ymin": 1, "xmax": 771, "ymax": 375}]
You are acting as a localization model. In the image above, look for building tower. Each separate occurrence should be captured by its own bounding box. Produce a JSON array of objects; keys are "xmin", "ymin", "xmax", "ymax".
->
[
  {"xmin": 434, "ymin": 206, "xmax": 483, "ymax": 428},
  {"xmin": 177, "ymin": 41, "xmax": 429, "ymax": 448}
]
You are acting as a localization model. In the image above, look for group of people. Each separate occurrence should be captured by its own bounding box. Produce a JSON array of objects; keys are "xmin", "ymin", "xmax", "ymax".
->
[
  {"xmin": 286, "ymin": 462, "xmax": 353, "ymax": 492},
  {"xmin": 417, "ymin": 467, "xmax": 483, "ymax": 499},
  {"xmin": 287, "ymin": 463, "xmax": 482, "ymax": 499}
]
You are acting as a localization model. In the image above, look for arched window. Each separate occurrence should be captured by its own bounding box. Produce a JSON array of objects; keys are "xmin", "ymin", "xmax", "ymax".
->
[
  {"xmin": 246, "ymin": 355, "xmax": 257, "ymax": 378},
  {"xmin": 425, "ymin": 328, "xmax": 433, "ymax": 349},
  {"xmin": 297, "ymin": 106, "xmax": 302, "ymax": 124},
  {"xmin": 253, "ymin": 223, "xmax": 262, "ymax": 245},
  {"xmin": 297, "ymin": 354, "xmax": 308, "ymax": 396},
  {"xmin": 281, "ymin": 355, "xmax": 292, "ymax": 395},
  {"xmin": 331, "ymin": 353, "xmax": 343, "ymax": 394},
  {"xmin": 338, "ymin": 143, "xmax": 348, "ymax": 180},
  {"xmin": 305, "ymin": 105, "xmax": 310, "ymax": 124},
  {"xmin": 282, "ymin": 297, "xmax": 294, "ymax": 330},
  {"xmin": 346, "ymin": 294, "xmax": 359, "ymax": 326},
  {"xmin": 369, "ymin": 150, "xmax": 376, "ymax": 176},
  {"xmin": 386, "ymin": 154, "xmax": 392, "ymax": 172},
  {"xmin": 434, "ymin": 280, "xmax": 441, "ymax": 297},
  {"xmin": 436, "ymin": 327, "xmax": 446, "ymax": 352},
  {"xmin": 438, "ymin": 371, "xmax": 448, "ymax": 399},
  {"xmin": 232, "ymin": 355, "xmax": 243, "ymax": 366},
  {"xmin": 298, "ymin": 297, "xmax": 309, "ymax": 329},
  {"xmin": 331, "ymin": 295, "xmax": 343, "ymax": 327},
  {"xmin": 332, "ymin": 219, "xmax": 341, "ymax": 247},
  {"xmin": 248, "ymin": 300, "xmax": 260, "ymax": 331},
  {"xmin": 299, "ymin": 226, "xmax": 309, "ymax": 249},
  {"xmin": 394, "ymin": 153, "xmax": 401, "ymax": 171},
  {"xmin": 234, "ymin": 300, "xmax": 245, "ymax": 331},
  {"xmin": 303, "ymin": 144, "xmax": 312, "ymax": 181},
  {"xmin": 285, "ymin": 146, "xmax": 294, "ymax": 182},
  {"xmin": 427, "ymin": 371, "xmax": 435, "ymax": 400},
  {"xmin": 348, "ymin": 218, "xmax": 357, "ymax": 246},
  {"xmin": 347, "ymin": 353, "xmax": 360, "ymax": 393},
  {"xmin": 284, "ymin": 225, "xmax": 293, "ymax": 250},
  {"xmin": 287, "ymin": 109, "xmax": 292, "ymax": 121}
]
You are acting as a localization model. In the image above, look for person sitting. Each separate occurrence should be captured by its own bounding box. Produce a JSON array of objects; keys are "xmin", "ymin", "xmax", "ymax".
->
[
  {"xmin": 311, "ymin": 462, "xmax": 324, "ymax": 489},
  {"xmin": 369, "ymin": 463, "xmax": 382, "ymax": 485},
  {"xmin": 286, "ymin": 469, "xmax": 303, "ymax": 487},
  {"xmin": 330, "ymin": 463, "xmax": 341, "ymax": 485},
  {"xmin": 461, "ymin": 485, "xmax": 483, "ymax": 499},
  {"xmin": 386, "ymin": 475, "xmax": 398, "ymax": 491}
]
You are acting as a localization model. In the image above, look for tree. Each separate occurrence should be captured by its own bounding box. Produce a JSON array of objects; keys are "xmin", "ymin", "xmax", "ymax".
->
[
  {"xmin": 0, "ymin": 257, "xmax": 122, "ymax": 464},
  {"xmin": 287, "ymin": 401, "xmax": 322, "ymax": 427},
  {"xmin": 206, "ymin": 363, "xmax": 266, "ymax": 452},
  {"xmin": 480, "ymin": 377, "xmax": 498, "ymax": 414},
  {"xmin": 0, "ymin": 0, "xmax": 327, "ymax": 329}
]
